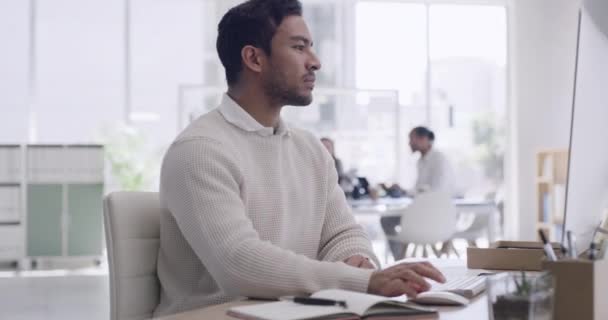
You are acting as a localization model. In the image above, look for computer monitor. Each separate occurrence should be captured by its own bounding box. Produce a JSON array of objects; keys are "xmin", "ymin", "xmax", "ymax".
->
[{"xmin": 562, "ymin": 0, "xmax": 608, "ymax": 254}]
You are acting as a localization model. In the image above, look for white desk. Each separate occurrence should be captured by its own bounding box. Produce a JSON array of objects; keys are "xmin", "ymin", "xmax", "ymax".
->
[
  {"xmin": 156, "ymin": 259, "xmax": 491, "ymax": 320},
  {"xmin": 348, "ymin": 197, "xmax": 499, "ymax": 242}
]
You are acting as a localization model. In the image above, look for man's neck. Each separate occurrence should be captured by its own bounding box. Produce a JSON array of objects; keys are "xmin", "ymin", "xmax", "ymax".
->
[
  {"xmin": 420, "ymin": 147, "xmax": 432, "ymax": 157},
  {"xmin": 227, "ymin": 86, "xmax": 282, "ymax": 128}
]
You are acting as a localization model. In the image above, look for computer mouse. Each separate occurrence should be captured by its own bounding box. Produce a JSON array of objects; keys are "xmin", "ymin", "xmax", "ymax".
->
[{"xmin": 412, "ymin": 291, "xmax": 470, "ymax": 306}]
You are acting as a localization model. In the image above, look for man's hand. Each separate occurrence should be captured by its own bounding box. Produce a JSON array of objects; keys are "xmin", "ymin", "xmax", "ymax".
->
[
  {"xmin": 343, "ymin": 255, "xmax": 375, "ymax": 269},
  {"xmin": 367, "ymin": 261, "xmax": 446, "ymax": 298}
]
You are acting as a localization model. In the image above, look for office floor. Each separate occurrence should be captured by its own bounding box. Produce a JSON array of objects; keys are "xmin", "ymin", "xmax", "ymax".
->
[{"xmin": 0, "ymin": 262, "xmax": 109, "ymax": 320}]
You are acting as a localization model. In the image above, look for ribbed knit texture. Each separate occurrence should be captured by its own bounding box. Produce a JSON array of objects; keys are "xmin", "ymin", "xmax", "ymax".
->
[{"xmin": 153, "ymin": 94, "xmax": 379, "ymax": 317}]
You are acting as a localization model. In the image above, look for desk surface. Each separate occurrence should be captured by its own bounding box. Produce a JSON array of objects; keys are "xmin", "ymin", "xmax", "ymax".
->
[
  {"xmin": 348, "ymin": 197, "xmax": 495, "ymax": 210},
  {"xmin": 156, "ymin": 260, "xmax": 490, "ymax": 320}
]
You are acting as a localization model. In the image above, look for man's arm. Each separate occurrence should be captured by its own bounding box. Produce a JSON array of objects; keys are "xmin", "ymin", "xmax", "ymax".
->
[
  {"xmin": 317, "ymin": 151, "xmax": 381, "ymax": 268},
  {"xmin": 162, "ymin": 138, "xmax": 373, "ymax": 298}
]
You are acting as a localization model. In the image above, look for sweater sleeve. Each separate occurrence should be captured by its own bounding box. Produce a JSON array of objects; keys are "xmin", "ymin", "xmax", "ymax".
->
[
  {"xmin": 317, "ymin": 150, "xmax": 381, "ymax": 268},
  {"xmin": 161, "ymin": 138, "xmax": 374, "ymax": 298}
]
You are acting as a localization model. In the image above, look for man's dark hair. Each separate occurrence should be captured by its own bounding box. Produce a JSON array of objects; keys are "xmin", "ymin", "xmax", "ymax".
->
[
  {"xmin": 216, "ymin": 0, "xmax": 303, "ymax": 86},
  {"xmin": 412, "ymin": 126, "xmax": 435, "ymax": 141}
]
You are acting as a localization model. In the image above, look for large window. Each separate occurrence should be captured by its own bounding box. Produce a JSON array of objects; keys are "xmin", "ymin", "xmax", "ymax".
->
[
  {"xmin": 429, "ymin": 4, "xmax": 506, "ymax": 195},
  {"xmin": 0, "ymin": 0, "xmax": 508, "ymax": 196},
  {"xmin": 355, "ymin": 1, "xmax": 507, "ymax": 196}
]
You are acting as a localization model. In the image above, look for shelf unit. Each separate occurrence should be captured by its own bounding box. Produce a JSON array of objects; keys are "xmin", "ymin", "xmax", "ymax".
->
[
  {"xmin": 0, "ymin": 144, "xmax": 104, "ymax": 268},
  {"xmin": 536, "ymin": 149, "xmax": 569, "ymax": 242},
  {"xmin": 0, "ymin": 145, "xmax": 25, "ymax": 265}
]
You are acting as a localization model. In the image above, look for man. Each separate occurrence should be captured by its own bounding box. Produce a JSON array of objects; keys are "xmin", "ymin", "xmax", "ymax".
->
[
  {"xmin": 154, "ymin": 0, "xmax": 445, "ymax": 316},
  {"xmin": 408, "ymin": 126, "xmax": 453, "ymax": 194},
  {"xmin": 381, "ymin": 126, "xmax": 454, "ymax": 259},
  {"xmin": 320, "ymin": 137, "xmax": 345, "ymax": 183}
]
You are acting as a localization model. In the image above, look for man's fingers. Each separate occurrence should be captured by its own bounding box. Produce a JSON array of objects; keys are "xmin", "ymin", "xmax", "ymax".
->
[
  {"xmin": 395, "ymin": 269, "xmax": 430, "ymax": 292},
  {"xmin": 387, "ymin": 279, "xmax": 418, "ymax": 298},
  {"xmin": 400, "ymin": 282, "xmax": 419, "ymax": 298},
  {"xmin": 411, "ymin": 263, "xmax": 446, "ymax": 283},
  {"xmin": 344, "ymin": 255, "xmax": 364, "ymax": 267},
  {"xmin": 359, "ymin": 259, "xmax": 375, "ymax": 269},
  {"xmin": 353, "ymin": 256, "xmax": 365, "ymax": 268}
]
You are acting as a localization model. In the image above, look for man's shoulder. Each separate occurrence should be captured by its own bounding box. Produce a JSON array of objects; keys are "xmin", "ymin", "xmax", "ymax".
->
[
  {"xmin": 164, "ymin": 109, "xmax": 238, "ymax": 160},
  {"xmin": 434, "ymin": 149, "xmax": 449, "ymax": 160},
  {"xmin": 286, "ymin": 126, "xmax": 333, "ymax": 165},
  {"xmin": 172, "ymin": 108, "xmax": 253, "ymax": 154},
  {"xmin": 175, "ymin": 109, "xmax": 225, "ymax": 141},
  {"xmin": 288, "ymin": 126, "xmax": 316, "ymax": 141},
  {"xmin": 288, "ymin": 126, "xmax": 326, "ymax": 151},
  {"xmin": 430, "ymin": 149, "xmax": 452, "ymax": 168}
]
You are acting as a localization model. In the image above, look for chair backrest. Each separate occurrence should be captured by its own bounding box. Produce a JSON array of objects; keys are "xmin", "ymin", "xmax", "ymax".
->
[
  {"xmin": 103, "ymin": 191, "xmax": 162, "ymax": 320},
  {"xmin": 396, "ymin": 190, "xmax": 457, "ymax": 244},
  {"xmin": 454, "ymin": 212, "xmax": 490, "ymax": 237}
]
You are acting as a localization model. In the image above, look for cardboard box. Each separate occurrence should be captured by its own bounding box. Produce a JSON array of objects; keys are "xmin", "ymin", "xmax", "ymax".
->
[
  {"xmin": 542, "ymin": 259, "xmax": 608, "ymax": 320},
  {"xmin": 467, "ymin": 241, "xmax": 562, "ymax": 271}
]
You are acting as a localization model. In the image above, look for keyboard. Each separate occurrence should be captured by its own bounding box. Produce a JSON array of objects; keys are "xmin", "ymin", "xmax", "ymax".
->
[{"xmin": 430, "ymin": 275, "xmax": 487, "ymax": 299}]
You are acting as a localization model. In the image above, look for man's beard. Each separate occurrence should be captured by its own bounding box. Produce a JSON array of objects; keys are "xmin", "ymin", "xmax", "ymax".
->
[{"xmin": 263, "ymin": 71, "xmax": 313, "ymax": 107}]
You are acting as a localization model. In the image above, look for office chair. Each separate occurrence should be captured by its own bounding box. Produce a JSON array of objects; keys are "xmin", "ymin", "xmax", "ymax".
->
[
  {"xmin": 451, "ymin": 192, "xmax": 502, "ymax": 248},
  {"xmin": 103, "ymin": 192, "xmax": 162, "ymax": 320},
  {"xmin": 385, "ymin": 190, "xmax": 457, "ymax": 259}
]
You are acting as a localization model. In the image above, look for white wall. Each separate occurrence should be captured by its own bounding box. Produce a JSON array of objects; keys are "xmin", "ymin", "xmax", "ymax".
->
[
  {"xmin": 35, "ymin": 0, "xmax": 124, "ymax": 143},
  {"xmin": 0, "ymin": 0, "xmax": 204, "ymax": 146},
  {"xmin": 508, "ymin": 0, "xmax": 581, "ymax": 240},
  {"xmin": 0, "ymin": 0, "xmax": 30, "ymax": 142}
]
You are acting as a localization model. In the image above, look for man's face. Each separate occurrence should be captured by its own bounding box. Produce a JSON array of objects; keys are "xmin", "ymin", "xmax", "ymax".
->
[
  {"xmin": 409, "ymin": 132, "xmax": 419, "ymax": 153},
  {"xmin": 410, "ymin": 132, "xmax": 430, "ymax": 153},
  {"xmin": 261, "ymin": 15, "xmax": 321, "ymax": 106}
]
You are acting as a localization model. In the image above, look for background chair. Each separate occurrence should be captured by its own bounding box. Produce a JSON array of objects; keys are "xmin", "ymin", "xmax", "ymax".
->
[
  {"xmin": 452, "ymin": 211, "xmax": 490, "ymax": 248},
  {"xmin": 451, "ymin": 191, "xmax": 503, "ymax": 248},
  {"xmin": 384, "ymin": 191, "xmax": 458, "ymax": 260},
  {"xmin": 103, "ymin": 192, "xmax": 162, "ymax": 320}
]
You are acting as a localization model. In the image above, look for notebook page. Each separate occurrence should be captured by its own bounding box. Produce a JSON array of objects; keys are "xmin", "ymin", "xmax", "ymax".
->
[
  {"xmin": 312, "ymin": 289, "xmax": 406, "ymax": 316},
  {"xmin": 228, "ymin": 301, "xmax": 350, "ymax": 320}
]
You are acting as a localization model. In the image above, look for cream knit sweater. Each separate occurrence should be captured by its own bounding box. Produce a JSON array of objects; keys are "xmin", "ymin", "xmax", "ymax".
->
[{"xmin": 154, "ymin": 94, "xmax": 379, "ymax": 317}]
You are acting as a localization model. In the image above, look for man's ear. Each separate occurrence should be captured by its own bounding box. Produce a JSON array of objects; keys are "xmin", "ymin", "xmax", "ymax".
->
[{"xmin": 241, "ymin": 45, "xmax": 265, "ymax": 74}]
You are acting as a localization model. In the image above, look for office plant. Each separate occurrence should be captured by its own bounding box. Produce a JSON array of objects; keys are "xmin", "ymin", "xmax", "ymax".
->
[
  {"xmin": 98, "ymin": 125, "xmax": 159, "ymax": 191},
  {"xmin": 488, "ymin": 271, "xmax": 554, "ymax": 320}
]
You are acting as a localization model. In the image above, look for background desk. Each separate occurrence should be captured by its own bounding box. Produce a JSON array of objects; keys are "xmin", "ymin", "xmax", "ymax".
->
[
  {"xmin": 349, "ymin": 198, "xmax": 499, "ymax": 243},
  {"xmin": 156, "ymin": 259, "xmax": 490, "ymax": 320}
]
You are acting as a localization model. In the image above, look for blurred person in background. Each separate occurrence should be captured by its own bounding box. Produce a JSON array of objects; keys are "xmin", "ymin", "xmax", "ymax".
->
[
  {"xmin": 321, "ymin": 137, "xmax": 345, "ymax": 183},
  {"xmin": 381, "ymin": 126, "xmax": 455, "ymax": 259},
  {"xmin": 408, "ymin": 126, "xmax": 454, "ymax": 195}
]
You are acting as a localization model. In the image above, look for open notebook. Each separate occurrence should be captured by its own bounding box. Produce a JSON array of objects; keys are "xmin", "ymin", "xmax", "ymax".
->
[{"xmin": 227, "ymin": 289, "xmax": 438, "ymax": 320}]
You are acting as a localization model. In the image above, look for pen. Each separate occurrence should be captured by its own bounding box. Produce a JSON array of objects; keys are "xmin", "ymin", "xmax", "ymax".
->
[
  {"xmin": 598, "ymin": 239, "xmax": 608, "ymax": 260},
  {"xmin": 538, "ymin": 229, "xmax": 557, "ymax": 261},
  {"xmin": 589, "ymin": 242, "xmax": 597, "ymax": 260},
  {"xmin": 281, "ymin": 296, "xmax": 348, "ymax": 308},
  {"xmin": 567, "ymin": 231, "xmax": 578, "ymax": 259},
  {"xmin": 589, "ymin": 222, "xmax": 603, "ymax": 260},
  {"xmin": 597, "ymin": 226, "xmax": 608, "ymax": 236},
  {"xmin": 593, "ymin": 221, "xmax": 603, "ymax": 241}
]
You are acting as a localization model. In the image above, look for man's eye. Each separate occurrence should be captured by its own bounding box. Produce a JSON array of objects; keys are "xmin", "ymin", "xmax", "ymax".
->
[{"xmin": 294, "ymin": 45, "xmax": 305, "ymax": 51}]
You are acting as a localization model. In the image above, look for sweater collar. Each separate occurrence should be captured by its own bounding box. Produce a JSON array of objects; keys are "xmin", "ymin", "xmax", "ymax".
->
[{"xmin": 218, "ymin": 93, "xmax": 291, "ymax": 137}]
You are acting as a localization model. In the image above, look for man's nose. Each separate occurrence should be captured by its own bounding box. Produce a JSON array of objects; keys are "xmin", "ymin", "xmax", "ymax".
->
[{"xmin": 308, "ymin": 51, "xmax": 321, "ymax": 71}]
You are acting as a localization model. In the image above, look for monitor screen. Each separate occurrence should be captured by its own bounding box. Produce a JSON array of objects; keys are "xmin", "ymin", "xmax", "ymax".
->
[{"xmin": 563, "ymin": 0, "xmax": 608, "ymax": 254}]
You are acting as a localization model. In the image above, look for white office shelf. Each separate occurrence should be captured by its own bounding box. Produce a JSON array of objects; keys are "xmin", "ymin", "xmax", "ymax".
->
[
  {"xmin": 0, "ymin": 144, "xmax": 105, "ymax": 269},
  {"xmin": 0, "ymin": 184, "xmax": 21, "ymax": 223},
  {"xmin": 0, "ymin": 145, "xmax": 22, "ymax": 183},
  {"xmin": 27, "ymin": 145, "xmax": 104, "ymax": 184}
]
